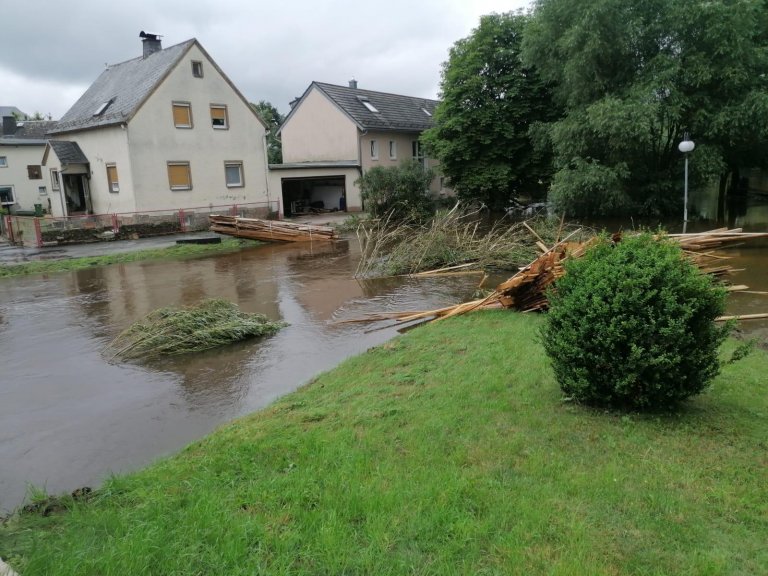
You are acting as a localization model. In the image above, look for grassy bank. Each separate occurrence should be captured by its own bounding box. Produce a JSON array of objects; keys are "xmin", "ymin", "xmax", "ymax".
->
[
  {"xmin": 1, "ymin": 312, "xmax": 766, "ymax": 574},
  {"xmin": 0, "ymin": 239, "xmax": 259, "ymax": 279}
]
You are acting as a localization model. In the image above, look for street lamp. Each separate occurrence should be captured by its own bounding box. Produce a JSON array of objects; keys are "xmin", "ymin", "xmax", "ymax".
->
[{"xmin": 678, "ymin": 134, "xmax": 695, "ymax": 231}]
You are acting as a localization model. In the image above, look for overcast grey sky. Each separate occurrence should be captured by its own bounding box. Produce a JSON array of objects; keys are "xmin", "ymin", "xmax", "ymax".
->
[{"xmin": 1, "ymin": 0, "xmax": 532, "ymax": 120}]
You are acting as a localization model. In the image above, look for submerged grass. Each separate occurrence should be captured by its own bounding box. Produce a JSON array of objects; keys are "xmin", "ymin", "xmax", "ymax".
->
[
  {"xmin": 1, "ymin": 311, "xmax": 766, "ymax": 575},
  {"xmin": 104, "ymin": 299, "xmax": 286, "ymax": 361},
  {"xmin": 0, "ymin": 238, "xmax": 259, "ymax": 279},
  {"xmin": 355, "ymin": 205, "xmax": 589, "ymax": 277}
]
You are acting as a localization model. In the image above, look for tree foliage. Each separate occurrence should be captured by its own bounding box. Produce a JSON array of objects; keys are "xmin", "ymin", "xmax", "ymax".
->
[
  {"xmin": 357, "ymin": 160, "xmax": 435, "ymax": 220},
  {"xmin": 422, "ymin": 12, "xmax": 560, "ymax": 210},
  {"xmin": 251, "ymin": 101, "xmax": 285, "ymax": 165},
  {"xmin": 523, "ymin": 0, "xmax": 768, "ymax": 216}
]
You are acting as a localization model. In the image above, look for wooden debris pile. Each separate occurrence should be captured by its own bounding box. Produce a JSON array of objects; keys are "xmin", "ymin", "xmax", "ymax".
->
[
  {"xmin": 342, "ymin": 228, "xmax": 768, "ymax": 326},
  {"xmin": 210, "ymin": 215, "xmax": 338, "ymax": 243}
]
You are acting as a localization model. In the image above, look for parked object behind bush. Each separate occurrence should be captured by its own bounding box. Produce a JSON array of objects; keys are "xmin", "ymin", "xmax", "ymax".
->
[{"xmin": 541, "ymin": 233, "xmax": 731, "ymax": 409}]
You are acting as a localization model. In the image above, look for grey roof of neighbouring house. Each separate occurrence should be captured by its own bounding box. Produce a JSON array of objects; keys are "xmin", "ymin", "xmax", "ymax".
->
[
  {"xmin": 284, "ymin": 82, "xmax": 439, "ymax": 133},
  {"xmin": 48, "ymin": 140, "xmax": 89, "ymax": 165},
  {"xmin": 49, "ymin": 39, "xmax": 196, "ymax": 134},
  {"xmin": 0, "ymin": 120, "xmax": 58, "ymax": 145},
  {"xmin": 0, "ymin": 106, "xmax": 26, "ymax": 118}
]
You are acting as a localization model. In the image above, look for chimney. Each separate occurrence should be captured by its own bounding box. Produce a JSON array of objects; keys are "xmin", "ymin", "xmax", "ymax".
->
[
  {"xmin": 140, "ymin": 31, "xmax": 162, "ymax": 58},
  {"xmin": 349, "ymin": 78, "xmax": 358, "ymax": 89},
  {"xmin": 2, "ymin": 116, "xmax": 17, "ymax": 136}
]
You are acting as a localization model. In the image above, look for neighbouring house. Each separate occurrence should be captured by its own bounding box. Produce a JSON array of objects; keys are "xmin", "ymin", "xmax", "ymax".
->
[
  {"xmin": 272, "ymin": 80, "xmax": 446, "ymax": 217},
  {"xmin": 44, "ymin": 32, "xmax": 271, "ymax": 218},
  {"xmin": 0, "ymin": 116, "xmax": 58, "ymax": 215}
]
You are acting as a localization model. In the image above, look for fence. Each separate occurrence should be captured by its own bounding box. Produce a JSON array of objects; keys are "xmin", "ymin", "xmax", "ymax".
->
[{"xmin": 3, "ymin": 201, "xmax": 279, "ymax": 248}]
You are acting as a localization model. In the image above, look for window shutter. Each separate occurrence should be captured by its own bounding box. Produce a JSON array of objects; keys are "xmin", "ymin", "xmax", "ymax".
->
[
  {"xmin": 173, "ymin": 104, "xmax": 192, "ymax": 127},
  {"xmin": 168, "ymin": 163, "xmax": 192, "ymax": 189}
]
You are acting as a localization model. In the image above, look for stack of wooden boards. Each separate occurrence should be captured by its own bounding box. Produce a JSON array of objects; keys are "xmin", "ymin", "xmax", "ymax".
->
[
  {"xmin": 344, "ymin": 228, "xmax": 768, "ymax": 325},
  {"xmin": 210, "ymin": 215, "xmax": 338, "ymax": 243}
]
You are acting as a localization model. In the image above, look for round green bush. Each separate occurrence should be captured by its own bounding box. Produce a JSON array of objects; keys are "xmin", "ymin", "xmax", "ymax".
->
[{"xmin": 541, "ymin": 233, "xmax": 731, "ymax": 409}]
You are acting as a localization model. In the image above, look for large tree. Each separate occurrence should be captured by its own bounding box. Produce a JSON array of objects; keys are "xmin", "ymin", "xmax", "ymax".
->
[
  {"xmin": 422, "ymin": 12, "xmax": 560, "ymax": 210},
  {"xmin": 251, "ymin": 101, "xmax": 285, "ymax": 165},
  {"xmin": 523, "ymin": 0, "xmax": 768, "ymax": 217}
]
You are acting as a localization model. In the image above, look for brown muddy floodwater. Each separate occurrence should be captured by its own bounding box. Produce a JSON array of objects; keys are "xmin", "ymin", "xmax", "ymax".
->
[
  {"xmin": 0, "ymin": 239, "xmax": 482, "ymax": 512},
  {"xmin": 1, "ymin": 229, "xmax": 767, "ymax": 513}
]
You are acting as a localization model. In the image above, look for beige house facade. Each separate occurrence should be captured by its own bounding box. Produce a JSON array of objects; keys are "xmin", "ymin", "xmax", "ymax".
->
[
  {"xmin": 274, "ymin": 81, "xmax": 446, "ymax": 217},
  {"xmin": 0, "ymin": 118, "xmax": 58, "ymax": 214},
  {"xmin": 45, "ymin": 34, "xmax": 271, "ymax": 218}
]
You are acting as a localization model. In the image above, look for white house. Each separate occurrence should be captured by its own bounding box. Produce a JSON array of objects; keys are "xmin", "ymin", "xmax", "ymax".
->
[
  {"xmin": 0, "ymin": 117, "xmax": 58, "ymax": 214},
  {"xmin": 272, "ymin": 80, "xmax": 444, "ymax": 216},
  {"xmin": 45, "ymin": 33, "xmax": 271, "ymax": 218}
]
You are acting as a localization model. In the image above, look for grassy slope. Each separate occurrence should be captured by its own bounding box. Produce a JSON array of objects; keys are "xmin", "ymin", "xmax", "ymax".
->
[
  {"xmin": 0, "ymin": 239, "xmax": 259, "ymax": 278},
  {"xmin": 1, "ymin": 312, "xmax": 766, "ymax": 575}
]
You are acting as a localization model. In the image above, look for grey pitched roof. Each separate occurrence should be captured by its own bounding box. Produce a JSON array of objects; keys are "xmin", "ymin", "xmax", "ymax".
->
[
  {"xmin": 313, "ymin": 82, "xmax": 438, "ymax": 132},
  {"xmin": 49, "ymin": 140, "xmax": 89, "ymax": 165},
  {"xmin": 49, "ymin": 39, "xmax": 195, "ymax": 134},
  {"xmin": 0, "ymin": 106, "xmax": 26, "ymax": 118},
  {"xmin": 1, "ymin": 120, "xmax": 58, "ymax": 139}
]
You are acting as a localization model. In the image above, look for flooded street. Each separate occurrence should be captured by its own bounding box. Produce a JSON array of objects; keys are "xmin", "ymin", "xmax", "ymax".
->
[
  {"xmin": 0, "ymin": 239, "xmax": 480, "ymax": 512},
  {"xmin": 1, "ymin": 201, "xmax": 767, "ymax": 513}
]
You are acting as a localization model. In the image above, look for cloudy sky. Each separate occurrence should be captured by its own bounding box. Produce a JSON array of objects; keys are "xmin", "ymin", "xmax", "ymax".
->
[{"xmin": 1, "ymin": 0, "xmax": 532, "ymax": 120}]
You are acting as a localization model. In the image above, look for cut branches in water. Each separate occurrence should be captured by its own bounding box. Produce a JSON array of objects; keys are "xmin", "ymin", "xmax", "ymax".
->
[{"xmin": 104, "ymin": 299, "xmax": 286, "ymax": 361}]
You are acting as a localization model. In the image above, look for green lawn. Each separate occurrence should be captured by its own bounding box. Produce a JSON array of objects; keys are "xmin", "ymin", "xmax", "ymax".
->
[
  {"xmin": 1, "ymin": 311, "xmax": 766, "ymax": 575},
  {"xmin": 0, "ymin": 238, "xmax": 260, "ymax": 279}
]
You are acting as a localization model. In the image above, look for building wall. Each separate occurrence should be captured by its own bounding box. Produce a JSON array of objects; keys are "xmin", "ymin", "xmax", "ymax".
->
[
  {"xmin": 281, "ymin": 87, "xmax": 359, "ymax": 163},
  {"xmin": 360, "ymin": 130, "xmax": 446, "ymax": 195},
  {"xmin": 52, "ymin": 126, "xmax": 136, "ymax": 215},
  {"xmin": 268, "ymin": 167, "xmax": 363, "ymax": 214},
  {"xmin": 0, "ymin": 144, "xmax": 53, "ymax": 213},
  {"xmin": 127, "ymin": 43, "xmax": 270, "ymax": 212}
]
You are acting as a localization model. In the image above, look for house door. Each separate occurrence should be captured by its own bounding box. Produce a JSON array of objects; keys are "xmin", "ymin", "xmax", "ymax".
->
[{"xmin": 63, "ymin": 174, "xmax": 92, "ymax": 215}]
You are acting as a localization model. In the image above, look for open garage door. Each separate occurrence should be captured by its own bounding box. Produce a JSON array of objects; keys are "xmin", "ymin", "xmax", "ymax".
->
[{"xmin": 281, "ymin": 176, "xmax": 347, "ymax": 217}]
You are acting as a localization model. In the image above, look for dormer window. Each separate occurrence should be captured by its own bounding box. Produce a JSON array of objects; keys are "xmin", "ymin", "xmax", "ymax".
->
[
  {"xmin": 93, "ymin": 98, "xmax": 114, "ymax": 116},
  {"xmin": 191, "ymin": 61, "xmax": 203, "ymax": 78},
  {"xmin": 357, "ymin": 96, "xmax": 379, "ymax": 113}
]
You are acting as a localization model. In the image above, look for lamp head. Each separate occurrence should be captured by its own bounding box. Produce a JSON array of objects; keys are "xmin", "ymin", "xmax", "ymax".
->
[{"xmin": 678, "ymin": 134, "xmax": 695, "ymax": 153}]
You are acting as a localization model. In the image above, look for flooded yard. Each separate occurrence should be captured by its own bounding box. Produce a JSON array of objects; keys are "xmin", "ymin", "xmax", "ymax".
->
[{"xmin": 1, "ymin": 210, "xmax": 767, "ymax": 513}]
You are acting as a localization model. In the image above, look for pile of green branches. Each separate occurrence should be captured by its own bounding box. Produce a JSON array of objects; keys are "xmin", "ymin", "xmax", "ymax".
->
[
  {"xmin": 105, "ymin": 299, "xmax": 286, "ymax": 361},
  {"xmin": 355, "ymin": 203, "xmax": 587, "ymax": 278}
]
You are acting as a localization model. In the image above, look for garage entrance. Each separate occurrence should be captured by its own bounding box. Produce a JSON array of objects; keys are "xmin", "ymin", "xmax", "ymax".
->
[{"xmin": 281, "ymin": 176, "xmax": 346, "ymax": 217}]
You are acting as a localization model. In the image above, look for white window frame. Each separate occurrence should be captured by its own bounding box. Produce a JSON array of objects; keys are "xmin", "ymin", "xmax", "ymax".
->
[
  {"xmin": 0, "ymin": 156, "xmax": 7, "ymax": 168},
  {"xmin": 106, "ymin": 164, "xmax": 120, "ymax": 193},
  {"xmin": 389, "ymin": 140, "xmax": 397, "ymax": 160},
  {"xmin": 0, "ymin": 185, "xmax": 15, "ymax": 205},
  {"xmin": 50, "ymin": 169, "xmax": 60, "ymax": 191},
  {"xmin": 167, "ymin": 162, "xmax": 193, "ymax": 191},
  {"xmin": 224, "ymin": 162, "xmax": 244, "ymax": 188},
  {"xmin": 172, "ymin": 102, "xmax": 193, "ymax": 129},
  {"xmin": 38, "ymin": 185, "xmax": 47, "ymax": 196},
  {"xmin": 412, "ymin": 140, "xmax": 424, "ymax": 162},
  {"xmin": 210, "ymin": 104, "xmax": 229, "ymax": 130},
  {"xmin": 370, "ymin": 139, "xmax": 379, "ymax": 160}
]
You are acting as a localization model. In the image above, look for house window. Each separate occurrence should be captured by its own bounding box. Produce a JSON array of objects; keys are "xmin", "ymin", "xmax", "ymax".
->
[
  {"xmin": 106, "ymin": 164, "xmax": 119, "ymax": 193},
  {"xmin": 389, "ymin": 140, "xmax": 397, "ymax": 160},
  {"xmin": 210, "ymin": 105, "xmax": 228, "ymax": 129},
  {"xmin": 357, "ymin": 96, "xmax": 379, "ymax": 113},
  {"xmin": 412, "ymin": 141, "xmax": 424, "ymax": 163},
  {"xmin": 0, "ymin": 156, "xmax": 7, "ymax": 168},
  {"xmin": 172, "ymin": 102, "xmax": 193, "ymax": 128},
  {"xmin": 370, "ymin": 140, "xmax": 379, "ymax": 160},
  {"xmin": 27, "ymin": 165, "xmax": 42, "ymax": 180},
  {"xmin": 224, "ymin": 162, "xmax": 244, "ymax": 187},
  {"xmin": 167, "ymin": 162, "xmax": 192, "ymax": 190},
  {"xmin": 0, "ymin": 186, "xmax": 14, "ymax": 205},
  {"xmin": 93, "ymin": 98, "xmax": 114, "ymax": 116},
  {"xmin": 191, "ymin": 61, "xmax": 204, "ymax": 78},
  {"xmin": 50, "ymin": 169, "xmax": 60, "ymax": 191},
  {"xmin": 38, "ymin": 186, "xmax": 47, "ymax": 195}
]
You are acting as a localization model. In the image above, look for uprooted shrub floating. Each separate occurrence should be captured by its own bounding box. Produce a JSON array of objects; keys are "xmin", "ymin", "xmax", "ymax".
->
[
  {"xmin": 105, "ymin": 299, "xmax": 286, "ymax": 361},
  {"xmin": 541, "ymin": 233, "xmax": 731, "ymax": 410}
]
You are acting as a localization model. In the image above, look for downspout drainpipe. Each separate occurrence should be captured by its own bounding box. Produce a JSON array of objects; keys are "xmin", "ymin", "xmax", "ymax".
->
[
  {"xmin": 358, "ymin": 129, "xmax": 367, "ymax": 212},
  {"xmin": 262, "ymin": 132, "xmax": 273, "ymax": 217}
]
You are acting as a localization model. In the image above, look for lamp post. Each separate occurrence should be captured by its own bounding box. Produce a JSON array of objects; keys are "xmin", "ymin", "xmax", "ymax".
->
[{"xmin": 678, "ymin": 134, "xmax": 695, "ymax": 232}]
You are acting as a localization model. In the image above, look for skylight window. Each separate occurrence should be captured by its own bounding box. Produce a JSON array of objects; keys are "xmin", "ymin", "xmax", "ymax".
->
[
  {"xmin": 357, "ymin": 96, "xmax": 379, "ymax": 113},
  {"xmin": 421, "ymin": 107, "xmax": 432, "ymax": 117},
  {"xmin": 93, "ymin": 98, "xmax": 114, "ymax": 116}
]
